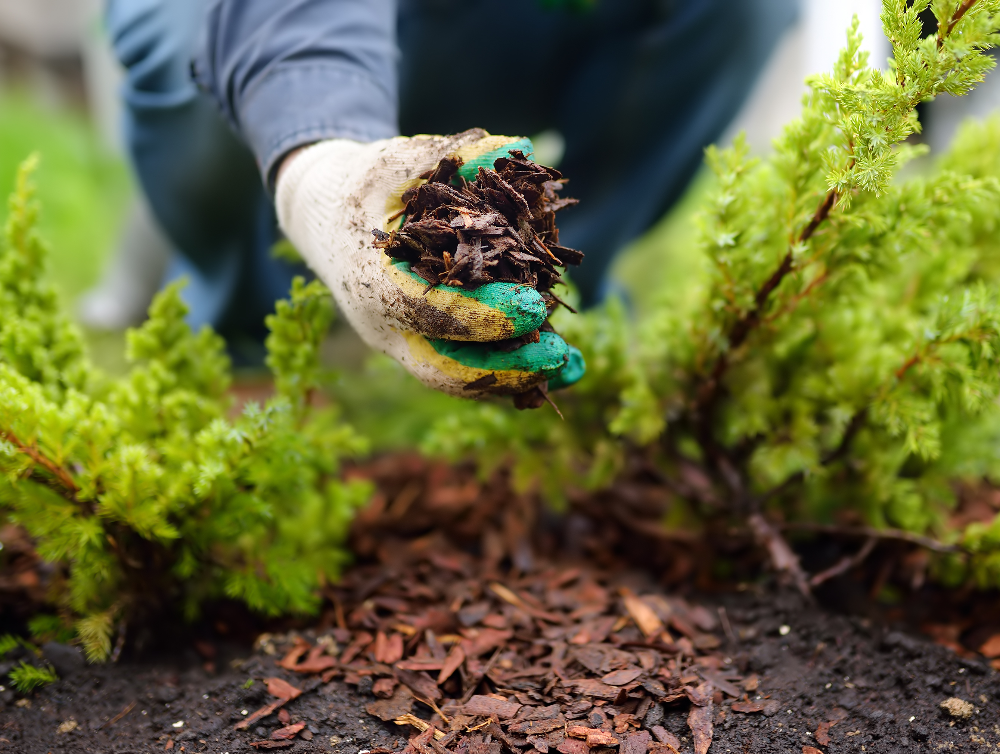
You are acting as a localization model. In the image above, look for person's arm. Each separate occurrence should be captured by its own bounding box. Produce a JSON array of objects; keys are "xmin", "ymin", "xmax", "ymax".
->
[
  {"xmin": 195, "ymin": 3, "xmax": 585, "ymax": 400},
  {"xmin": 193, "ymin": 0, "xmax": 399, "ymax": 190}
]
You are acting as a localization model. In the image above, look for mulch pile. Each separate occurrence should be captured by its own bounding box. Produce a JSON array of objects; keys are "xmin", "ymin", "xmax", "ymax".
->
[
  {"xmin": 372, "ymin": 151, "xmax": 582, "ymax": 301},
  {"xmin": 245, "ymin": 516, "xmax": 749, "ymax": 753}
]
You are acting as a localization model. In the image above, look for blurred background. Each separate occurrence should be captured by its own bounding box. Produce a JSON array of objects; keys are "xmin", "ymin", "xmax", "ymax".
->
[{"xmin": 0, "ymin": 0, "xmax": 997, "ymax": 372}]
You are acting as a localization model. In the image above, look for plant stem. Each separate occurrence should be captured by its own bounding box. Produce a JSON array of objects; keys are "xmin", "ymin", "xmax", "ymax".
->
[
  {"xmin": 809, "ymin": 536, "xmax": 877, "ymax": 588},
  {"xmin": 0, "ymin": 426, "xmax": 79, "ymax": 497},
  {"xmin": 940, "ymin": 0, "xmax": 979, "ymax": 46},
  {"xmin": 779, "ymin": 521, "xmax": 962, "ymax": 554},
  {"xmin": 691, "ymin": 187, "xmax": 840, "ymax": 482}
]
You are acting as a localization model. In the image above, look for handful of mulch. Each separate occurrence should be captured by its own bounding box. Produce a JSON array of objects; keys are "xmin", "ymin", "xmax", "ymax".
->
[{"xmin": 372, "ymin": 151, "xmax": 582, "ymax": 306}]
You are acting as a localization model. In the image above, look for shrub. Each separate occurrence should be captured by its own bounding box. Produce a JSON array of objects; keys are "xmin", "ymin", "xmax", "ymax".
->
[
  {"xmin": 0, "ymin": 158, "xmax": 371, "ymax": 661},
  {"xmin": 420, "ymin": 1, "xmax": 1000, "ymax": 588}
]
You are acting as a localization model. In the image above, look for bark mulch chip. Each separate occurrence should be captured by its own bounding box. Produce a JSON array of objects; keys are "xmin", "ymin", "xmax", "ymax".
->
[{"xmin": 372, "ymin": 151, "xmax": 582, "ymax": 300}]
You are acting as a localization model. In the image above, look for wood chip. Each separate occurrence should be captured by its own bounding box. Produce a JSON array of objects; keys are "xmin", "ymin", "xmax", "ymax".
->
[
  {"xmin": 271, "ymin": 723, "xmax": 306, "ymax": 741},
  {"xmin": 437, "ymin": 644, "xmax": 466, "ymax": 684},
  {"xmin": 395, "ymin": 714, "xmax": 447, "ymax": 740},
  {"xmin": 461, "ymin": 695, "xmax": 522, "ymax": 720},
  {"xmin": 556, "ymin": 740, "xmax": 588, "ymax": 754},
  {"xmin": 730, "ymin": 701, "xmax": 766, "ymax": 714},
  {"xmin": 366, "ymin": 686, "xmax": 414, "ymax": 721},
  {"xmin": 601, "ymin": 667, "xmax": 643, "ymax": 686},
  {"xmin": 461, "ymin": 628, "xmax": 514, "ymax": 658},
  {"xmin": 507, "ymin": 719, "xmax": 566, "ymax": 736},
  {"xmin": 687, "ymin": 699, "xmax": 713, "ymax": 754},
  {"xmin": 650, "ymin": 727, "xmax": 681, "ymax": 749},
  {"xmin": 234, "ymin": 678, "xmax": 303, "ymax": 731},
  {"xmin": 621, "ymin": 730, "xmax": 651, "ymax": 754},
  {"xmin": 696, "ymin": 669, "xmax": 741, "ymax": 698},
  {"xmin": 621, "ymin": 590, "xmax": 664, "ymax": 638},
  {"xmin": 815, "ymin": 720, "xmax": 837, "ymax": 746},
  {"xmin": 397, "ymin": 668, "xmax": 443, "ymax": 702},
  {"xmin": 980, "ymin": 633, "xmax": 1000, "ymax": 658},
  {"xmin": 564, "ymin": 679, "xmax": 621, "ymax": 700}
]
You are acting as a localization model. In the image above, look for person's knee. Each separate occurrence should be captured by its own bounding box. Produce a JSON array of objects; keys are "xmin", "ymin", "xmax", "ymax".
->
[{"xmin": 105, "ymin": 0, "xmax": 206, "ymax": 97}]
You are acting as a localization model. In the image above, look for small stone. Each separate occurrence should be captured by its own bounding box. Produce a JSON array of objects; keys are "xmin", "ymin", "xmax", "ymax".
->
[
  {"xmin": 940, "ymin": 698, "xmax": 974, "ymax": 719},
  {"xmin": 42, "ymin": 643, "xmax": 84, "ymax": 677},
  {"xmin": 301, "ymin": 729, "xmax": 314, "ymax": 741},
  {"xmin": 57, "ymin": 718, "xmax": 78, "ymax": 734}
]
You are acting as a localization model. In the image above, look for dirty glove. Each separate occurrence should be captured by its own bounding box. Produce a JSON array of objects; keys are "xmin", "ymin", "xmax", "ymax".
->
[{"xmin": 275, "ymin": 129, "xmax": 585, "ymax": 399}]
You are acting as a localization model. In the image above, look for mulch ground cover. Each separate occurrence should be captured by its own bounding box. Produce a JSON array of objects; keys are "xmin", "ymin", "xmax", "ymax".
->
[{"xmin": 4, "ymin": 455, "xmax": 1000, "ymax": 753}]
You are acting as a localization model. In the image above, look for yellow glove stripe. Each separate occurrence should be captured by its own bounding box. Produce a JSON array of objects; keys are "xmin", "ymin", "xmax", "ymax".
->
[
  {"xmin": 403, "ymin": 331, "xmax": 544, "ymax": 394},
  {"xmin": 384, "ymin": 259, "xmax": 517, "ymax": 341},
  {"xmin": 452, "ymin": 134, "xmax": 517, "ymax": 165}
]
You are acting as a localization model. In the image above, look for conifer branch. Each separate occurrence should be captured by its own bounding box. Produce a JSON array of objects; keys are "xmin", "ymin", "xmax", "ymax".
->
[
  {"xmin": 691, "ymin": 187, "xmax": 841, "ymax": 472},
  {"xmin": 940, "ymin": 0, "xmax": 980, "ymax": 46},
  {"xmin": 0, "ymin": 426, "xmax": 79, "ymax": 498},
  {"xmin": 757, "ymin": 408, "xmax": 868, "ymax": 506}
]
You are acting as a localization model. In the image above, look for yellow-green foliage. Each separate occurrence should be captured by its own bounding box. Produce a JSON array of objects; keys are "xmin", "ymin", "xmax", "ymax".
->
[
  {"xmin": 422, "ymin": 1, "xmax": 1000, "ymax": 585},
  {"xmin": 0, "ymin": 160, "xmax": 370, "ymax": 662}
]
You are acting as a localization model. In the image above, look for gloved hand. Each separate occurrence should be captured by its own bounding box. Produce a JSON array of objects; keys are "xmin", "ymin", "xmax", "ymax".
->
[{"xmin": 275, "ymin": 129, "xmax": 585, "ymax": 399}]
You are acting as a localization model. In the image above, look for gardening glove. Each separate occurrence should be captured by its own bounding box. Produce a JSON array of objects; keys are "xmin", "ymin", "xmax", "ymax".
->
[{"xmin": 275, "ymin": 129, "xmax": 585, "ymax": 399}]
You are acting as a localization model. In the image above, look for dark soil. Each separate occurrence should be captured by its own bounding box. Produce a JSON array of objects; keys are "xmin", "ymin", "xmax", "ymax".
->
[{"xmin": 4, "ymin": 455, "xmax": 1000, "ymax": 753}]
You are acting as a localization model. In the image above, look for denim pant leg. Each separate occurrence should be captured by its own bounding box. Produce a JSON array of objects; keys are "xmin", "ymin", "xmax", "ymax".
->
[
  {"xmin": 105, "ymin": 0, "xmax": 299, "ymax": 345},
  {"xmin": 399, "ymin": 0, "xmax": 799, "ymax": 305}
]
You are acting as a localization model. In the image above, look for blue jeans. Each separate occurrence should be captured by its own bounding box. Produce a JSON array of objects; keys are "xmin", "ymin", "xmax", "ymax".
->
[
  {"xmin": 106, "ymin": 0, "xmax": 300, "ymax": 349},
  {"xmin": 106, "ymin": 0, "xmax": 798, "ymax": 332}
]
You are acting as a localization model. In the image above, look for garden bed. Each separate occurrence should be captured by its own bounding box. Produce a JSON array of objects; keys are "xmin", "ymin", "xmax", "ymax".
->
[{"xmin": 3, "ymin": 455, "xmax": 1000, "ymax": 754}]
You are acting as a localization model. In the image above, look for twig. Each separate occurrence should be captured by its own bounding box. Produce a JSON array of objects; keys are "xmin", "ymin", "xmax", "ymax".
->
[
  {"xmin": 547, "ymin": 289, "xmax": 577, "ymax": 314},
  {"xmin": 692, "ymin": 187, "xmax": 840, "ymax": 472},
  {"xmin": 940, "ymin": 0, "xmax": 979, "ymax": 46},
  {"xmin": 779, "ymin": 521, "xmax": 962, "ymax": 554},
  {"xmin": 111, "ymin": 620, "xmax": 127, "ymax": 663},
  {"xmin": 99, "ymin": 700, "xmax": 136, "ymax": 730},
  {"xmin": 895, "ymin": 353, "xmax": 921, "ymax": 381},
  {"xmin": 748, "ymin": 513, "xmax": 812, "ymax": 597},
  {"xmin": 718, "ymin": 606, "xmax": 737, "ymax": 646},
  {"xmin": 542, "ymin": 390, "xmax": 565, "ymax": 421},
  {"xmin": 0, "ymin": 427, "xmax": 79, "ymax": 497},
  {"xmin": 809, "ymin": 536, "xmax": 877, "ymax": 588}
]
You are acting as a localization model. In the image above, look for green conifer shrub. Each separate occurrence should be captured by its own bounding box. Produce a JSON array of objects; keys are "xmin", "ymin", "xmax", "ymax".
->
[
  {"xmin": 422, "ymin": 1, "xmax": 1000, "ymax": 588},
  {"xmin": 0, "ymin": 158, "xmax": 371, "ymax": 662}
]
